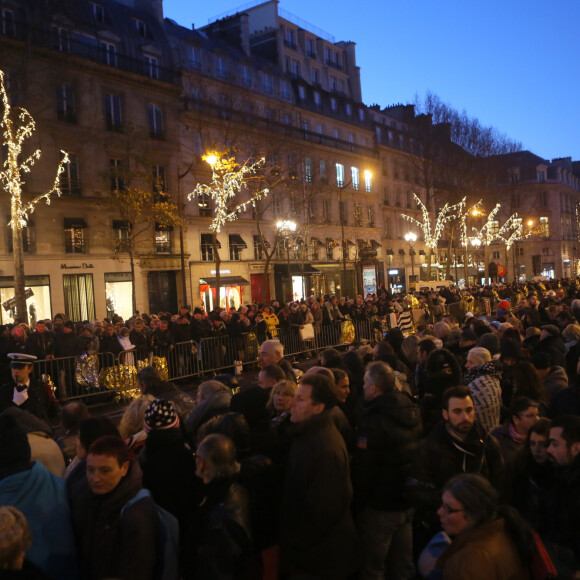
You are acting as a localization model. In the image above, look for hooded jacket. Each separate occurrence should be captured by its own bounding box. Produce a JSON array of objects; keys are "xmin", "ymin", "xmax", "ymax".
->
[{"xmin": 464, "ymin": 360, "xmax": 503, "ymax": 434}]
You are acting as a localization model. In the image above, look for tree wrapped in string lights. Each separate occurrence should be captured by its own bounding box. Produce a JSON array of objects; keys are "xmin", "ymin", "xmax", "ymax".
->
[
  {"xmin": 402, "ymin": 193, "xmax": 463, "ymax": 281},
  {"xmin": 188, "ymin": 154, "xmax": 269, "ymax": 299},
  {"xmin": 0, "ymin": 70, "xmax": 69, "ymax": 323}
]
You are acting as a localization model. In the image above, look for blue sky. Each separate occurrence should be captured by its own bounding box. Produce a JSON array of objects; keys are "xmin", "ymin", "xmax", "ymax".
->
[{"xmin": 163, "ymin": 0, "xmax": 580, "ymax": 162}]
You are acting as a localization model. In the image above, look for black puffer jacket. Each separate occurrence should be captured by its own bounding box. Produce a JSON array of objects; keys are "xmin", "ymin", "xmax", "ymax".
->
[{"xmin": 351, "ymin": 390, "xmax": 422, "ymax": 512}]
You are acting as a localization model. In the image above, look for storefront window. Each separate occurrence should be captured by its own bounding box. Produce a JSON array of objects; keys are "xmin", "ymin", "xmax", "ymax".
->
[
  {"xmin": 105, "ymin": 273, "xmax": 133, "ymax": 321},
  {"xmin": 0, "ymin": 275, "xmax": 52, "ymax": 325}
]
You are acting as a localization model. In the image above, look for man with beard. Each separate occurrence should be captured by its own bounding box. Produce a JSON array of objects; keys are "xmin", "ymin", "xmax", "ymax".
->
[{"xmin": 407, "ymin": 386, "xmax": 504, "ymax": 512}]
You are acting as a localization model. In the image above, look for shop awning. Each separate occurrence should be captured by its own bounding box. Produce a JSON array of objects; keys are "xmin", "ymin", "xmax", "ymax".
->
[
  {"xmin": 274, "ymin": 264, "xmax": 321, "ymax": 275},
  {"xmin": 419, "ymin": 249, "xmax": 426, "ymax": 255},
  {"xmin": 370, "ymin": 239, "xmax": 382, "ymax": 249},
  {"xmin": 229, "ymin": 234, "xmax": 247, "ymax": 248},
  {"xmin": 112, "ymin": 220, "xmax": 129, "ymax": 229},
  {"xmin": 356, "ymin": 239, "xmax": 367, "ymax": 248},
  {"xmin": 199, "ymin": 276, "xmax": 249, "ymax": 286},
  {"xmin": 399, "ymin": 249, "xmax": 406, "ymax": 255},
  {"xmin": 201, "ymin": 234, "xmax": 221, "ymax": 248},
  {"xmin": 344, "ymin": 239, "xmax": 356, "ymax": 247},
  {"xmin": 311, "ymin": 237, "xmax": 323, "ymax": 246},
  {"xmin": 155, "ymin": 222, "xmax": 173, "ymax": 231},
  {"xmin": 387, "ymin": 249, "xmax": 395, "ymax": 256}
]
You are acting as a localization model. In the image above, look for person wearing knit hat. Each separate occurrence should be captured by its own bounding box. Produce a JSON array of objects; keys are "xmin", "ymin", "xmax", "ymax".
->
[
  {"xmin": 144, "ymin": 398, "xmax": 180, "ymax": 432},
  {"xmin": 495, "ymin": 299, "xmax": 511, "ymax": 318}
]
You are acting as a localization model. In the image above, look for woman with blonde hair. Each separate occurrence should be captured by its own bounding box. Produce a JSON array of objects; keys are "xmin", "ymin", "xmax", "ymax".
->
[{"xmin": 118, "ymin": 394, "xmax": 155, "ymax": 455}]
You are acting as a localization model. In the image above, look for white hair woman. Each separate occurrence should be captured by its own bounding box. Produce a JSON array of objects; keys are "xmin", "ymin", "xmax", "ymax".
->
[{"xmin": 464, "ymin": 347, "xmax": 502, "ymax": 434}]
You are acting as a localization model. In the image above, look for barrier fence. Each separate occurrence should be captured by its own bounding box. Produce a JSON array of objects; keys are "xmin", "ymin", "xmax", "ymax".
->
[{"xmin": 33, "ymin": 319, "xmax": 376, "ymax": 404}]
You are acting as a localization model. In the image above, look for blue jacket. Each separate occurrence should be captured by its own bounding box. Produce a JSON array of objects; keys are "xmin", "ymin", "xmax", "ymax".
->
[{"xmin": 0, "ymin": 461, "xmax": 78, "ymax": 579}]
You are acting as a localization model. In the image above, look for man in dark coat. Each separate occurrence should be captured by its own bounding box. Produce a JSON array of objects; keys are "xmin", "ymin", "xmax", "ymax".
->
[
  {"xmin": 352, "ymin": 361, "xmax": 422, "ymax": 580},
  {"xmin": 184, "ymin": 433, "xmax": 252, "ymax": 580},
  {"xmin": 0, "ymin": 353, "xmax": 58, "ymax": 425},
  {"xmin": 28, "ymin": 321, "xmax": 56, "ymax": 360},
  {"xmin": 547, "ymin": 414, "xmax": 580, "ymax": 560},
  {"xmin": 280, "ymin": 373, "xmax": 358, "ymax": 580},
  {"xmin": 536, "ymin": 324, "xmax": 567, "ymax": 370},
  {"xmin": 69, "ymin": 435, "xmax": 159, "ymax": 580},
  {"xmin": 408, "ymin": 386, "xmax": 504, "ymax": 510}
]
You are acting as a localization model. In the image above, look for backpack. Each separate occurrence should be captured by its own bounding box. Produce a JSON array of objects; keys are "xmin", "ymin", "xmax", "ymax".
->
[{"xmin": 121, "ymin": 488, "xmax": 180, "ymax": 580}]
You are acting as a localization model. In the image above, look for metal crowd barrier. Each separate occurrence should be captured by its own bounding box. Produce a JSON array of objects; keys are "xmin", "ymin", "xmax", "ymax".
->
[{"xmin": 32, "ymin": 318, "xmax": 377, "ymax": 404}]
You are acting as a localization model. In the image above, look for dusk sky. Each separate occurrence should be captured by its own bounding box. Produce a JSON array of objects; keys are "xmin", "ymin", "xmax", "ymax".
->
[{"xmin": 163, "ymin": 0, "xmax": 579, "ymax": 162}]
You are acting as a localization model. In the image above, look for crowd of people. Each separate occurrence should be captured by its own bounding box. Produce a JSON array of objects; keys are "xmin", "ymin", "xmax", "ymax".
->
[{"xmin": 3, "ymin": 278, "xmax": 580, "ymax": 578}]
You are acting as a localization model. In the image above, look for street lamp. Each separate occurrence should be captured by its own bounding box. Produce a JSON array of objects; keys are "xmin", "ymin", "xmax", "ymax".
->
[
  {"xmin": 404, "ymin": 231, "xmax": 417, "ymax": 284},
  {"xmin": 277, "ymin": 220, "xmax": 297, "ymax": 302}
]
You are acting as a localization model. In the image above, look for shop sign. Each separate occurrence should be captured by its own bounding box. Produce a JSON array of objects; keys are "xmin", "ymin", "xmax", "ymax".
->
[{"xmin": 60, "ymin": 263, "xmax": 94, "ymax": 269}]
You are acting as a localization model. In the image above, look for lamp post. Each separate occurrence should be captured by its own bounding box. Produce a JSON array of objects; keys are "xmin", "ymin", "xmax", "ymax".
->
[
  {"xmin": 471, "ymin": 237, "xmax": 482, "ymax": 286},
  {"xmin": 404, "ymin": 232, "xmax": 417, "ymax": 287},
  {"xmin": 277, "ymin": 220, "xmax": 297, "ymax": 302}
]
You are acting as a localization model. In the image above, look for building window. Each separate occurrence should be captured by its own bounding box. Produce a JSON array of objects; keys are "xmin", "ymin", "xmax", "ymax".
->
[
  {"xmin": 311, "ymin": 68, "xmax": 319, "ymax": 85},
  {"xmin": 367, "ymin": 205, "xmax": 375, "ymax": 227},
  {"xmin": 155, "ymin": 224, "xmax": 172, "ymax": 253},
  {"xmin": 324, "ymin": 240, "xmax": 334, "ymax": 260},
  {"xmin": 306, "ymin": 38, "xmax": 316, "ymax": 58},
  {"xmin": 316, "ymin": 123, "xmax": 323, "ymax": 134},
  {"xmin": 201, "ymin": 233, "xmax": 217, "ymax": 262},
  {"xmin": 333, "ymin": 129, "xmax": 339, "ymax": 143},
  {"xmin": 104, "ymin": 93, "xmax": 122, "ymax": 131},
  {"xmin": 64, "ymin": 218, "xmax": 86, "ymax": 253},
  {"xmin": 364, "ymin": 170, "xmax": 372, "ymax": 192},
  {"xmin": 280, "ymin": 79, "xmax": 290, "ymax": 99},
  {"xmin": 540, "ymin": 216, "xmax": 549, "ymax": 237},
  {"xmin": 189, "ymin": 46, "xmax": 201, "ymax": 68},
  {"xmin": 492, "ymin": 251, "xmax": 501, "ymax": 260},
  {"xmin": 313, "ymin": 91, "xmax": 321, "ymax": 106},
  {"xmin": 52, "ymin": 26, "xmax": 70, "ymax": 52},
  {"xmin": 490, "ymin": 221, "xmax": 499, "ymax": 236},
  {"xmin": 61, "ymin": 154, "xmax": 80, "ymax": 196},
  {"xmin": 351, "ymin": 166, "xmax": 359, "ymax": 190},
  {"xmin": 90, "ymin": 2, "xmax": 105, "ymax": 23},
  {"xmin": 253, "ymin": 235, "xmax": 268, "ymax": 260},
  {"xmin": 354, "ymin": 203, "xmax": 363, "ymax": 227},
  {"xmin": 198, "ymin": 191, "xmax": 211, "ymax": 217},
  {"xmin": 330, "ymin": 76, "xmax": 337, "ymax": 92},
  {"xmin": 302, "ymin": 120, "xmax": 309, "ymax": 139},
  {"xmin": 152, "ymin": 165, "xmax": 166, "ymax": 197},
  {"xmin": 336, "ymin": 163, "xmax": 344, "ymax": 187},
  {"xmin": 147, "ymin": 104, "xmax": 163, "ymax": 139},
  {"xmin": 101, "ymin": 41, "xmax": 117, "ymax": 66},
  {"xmin": 346, "ymin": 103, "xmax": 352, "ymax": 117},
  {"xmin": 272, "ymin": 197, "xmax": 281, "ymax": 218},
  {"xmin": 134, "ymin": 18, "xmax": 147, "ymax": 37},
  {"xmin": 241, "ymin": 65, "xmax": 251, "ymax": 86},
  {"xmin": 330, "ymin": 97, "xmax": 337, "ymax": 112},
  {"xmin": 320, "ymin": 160, "xmax": 326, "ymax": 181},
  {"xmin": 216, "ymin": 56, "xmax": 227, "ymax": 78},
  {"xmin": 112, "ymin": 220, "xmax": 129, "ymax": 252},
  {"xmin": 229, "ymin": 234, "xmax": 246, "ymax": 261},
  {"xmin": 285, "ymin": 27, "xmax": 295, "ymax": 47},
  {"xmin": 63, "ymin": 274, "xmax": 95, "ymax": 321},
  {"xmin": 339, "ymin": 201, "xmax": 347, "ymax": 226},
  {"xmin": 144, "ymin": 54, "xmax": 159, "ymax": 79},
  {"xmin": 57, "ymin": 83, "xmax": 76, "ymax": 123},
  {"xmin": 109, "ymin": 158, "xmax": 124, "ymax": 191},
  {"xmin": 305, "ymin": 158, "xmax": 312, "ymax": 183},
  {"xmin": 1, "ymin": 8, "xmax": 15, "ymax": 37},
  {"xmin": 359, "ymin": 108, "xmax": 365, "ymax": 122},
  {"xmin": 262, "ymin": 73, "xmax": 272, "ymax": 94},
  {"xmin": 298, "ymin": 86, "xmax": 306, "ymax": 103},
  {"xmin": 7, "ymin": 224, "xmax": 32, "ymax": 254},
  {"xmin": 323, "ymin": 200, "xmax": 331, "ymax": 223}
]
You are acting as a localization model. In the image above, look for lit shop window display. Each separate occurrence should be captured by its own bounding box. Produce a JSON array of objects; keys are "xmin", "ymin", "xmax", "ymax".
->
[
  {"xmin": 0, "ymin": 275, "xmax": 52, "ymax": 324},
  {"xmin": 105, "ymin": 273, "xmax": 133, "ymax": 321}
]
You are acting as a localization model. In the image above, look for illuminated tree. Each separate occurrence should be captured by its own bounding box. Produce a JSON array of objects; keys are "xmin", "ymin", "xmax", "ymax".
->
[
  {"xmin": 402, "ymin": 193, "xmax": 463, "ymax": 280},
  {"xmin": 188, "ymin": 154, "xmax": 269, "ymax": 300},
  {"xmin": 0, "ymin": 70, "xmax": 69, "ymax": 323}
]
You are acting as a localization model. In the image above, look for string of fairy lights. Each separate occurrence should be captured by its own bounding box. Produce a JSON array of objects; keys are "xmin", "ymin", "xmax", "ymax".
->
[
  {"xmin": 402, "ymin": 192, "xmax": 532, "ymax": 258},
  {"xmin": 0, "ymin": 70, "xmax": 69, "ymax": 232},
  {"xmin": 188, "ymin": 155, "xmax": 269, "ymax": 233}
]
